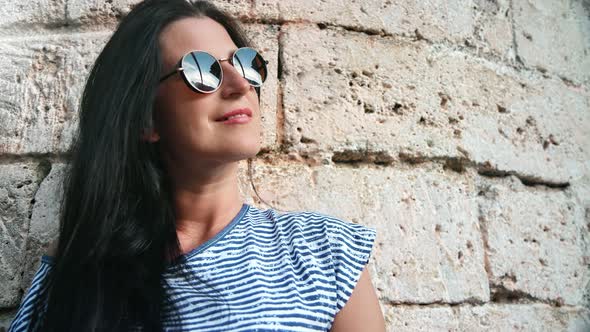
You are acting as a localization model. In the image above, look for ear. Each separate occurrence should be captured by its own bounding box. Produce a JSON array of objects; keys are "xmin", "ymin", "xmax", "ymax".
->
[{"xmin": 141, "ymin": 127, "xmax": 160, "ymax": 143}]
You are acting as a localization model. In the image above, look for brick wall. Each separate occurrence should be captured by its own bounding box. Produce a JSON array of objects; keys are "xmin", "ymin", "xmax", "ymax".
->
[{"xmin": 0, "ymin": 0, "xmax": 589, "ymax": 330}]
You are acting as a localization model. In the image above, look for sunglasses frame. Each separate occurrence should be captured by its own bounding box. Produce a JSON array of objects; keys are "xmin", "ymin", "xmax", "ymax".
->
[{"xmin": 159, "ymin": 47, "xmax": 269, "ymax": 94}]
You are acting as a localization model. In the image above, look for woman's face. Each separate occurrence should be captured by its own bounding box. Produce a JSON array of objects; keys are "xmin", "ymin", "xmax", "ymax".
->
[{"xmin": 153, "ymin": 17, "xmax": 262, "ymax": 168}]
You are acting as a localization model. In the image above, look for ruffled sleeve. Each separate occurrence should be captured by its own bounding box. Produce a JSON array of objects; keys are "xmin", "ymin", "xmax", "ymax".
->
[
  {"xmin": 8, "ymin": 255, "xmax": 55, "ymax": 332},
  {"xmin": 323, "ymin": 215, "xmax": 377, "ymax": 312}
]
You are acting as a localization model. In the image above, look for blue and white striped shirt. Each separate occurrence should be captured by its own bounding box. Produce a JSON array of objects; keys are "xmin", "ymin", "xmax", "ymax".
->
[{"xmin": 9, "ymin": 203, "xmax": 377, "ymax": 331}]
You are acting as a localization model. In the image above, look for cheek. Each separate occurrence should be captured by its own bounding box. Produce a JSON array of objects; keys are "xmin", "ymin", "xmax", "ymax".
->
[
  {"xmin": 154, "ymin": 97, "xmax": 212, "ymax": 140},
  {"xmin": 153, "ymin": 94, "xmax": 171, "ymax": 129},
  {"xmin": 153, "ymin": 94, "xmax": 186, "ymax": 139}
]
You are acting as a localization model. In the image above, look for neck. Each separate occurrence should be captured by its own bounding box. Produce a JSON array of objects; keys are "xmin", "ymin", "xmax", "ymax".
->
[{"xmin": 165, "ymin": 160, "xmax": 245, "ymax": 255}]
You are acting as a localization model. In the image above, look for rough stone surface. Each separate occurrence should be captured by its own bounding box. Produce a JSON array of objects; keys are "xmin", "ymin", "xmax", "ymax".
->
[
  {"xmin": 0, "ymin": 0, "xmax": 66, "ymax": 32},
  {"xmin": 384, "ymin": 303, "xmax": 590, "ymax": 331},
  {"xmin": 21, "ymin": 164, "xmax": 65, "ymax": 293},
  {"xmin": 571, "ymin": 174, "xmax": 590, "ymax": 308},
  {"xmin": 255, "ymin": 0, "xmax": 474, "ymax": 43},
  {"xmin": 471, "ymin": 0, "xmax": 514, "ymax": 59},
  {"xmin": 241, "ymin": 160, "xmax": 489, "ymax": 304},
  {"xmin": 66, "ymin": 0, "xmax": 136, "ymax": 26},
  {"xmin": 66, "ymin": 0, "xmax": 252, "ymax": 27},
  {"xmin": 0, "ymin": 163, "xmax": 45, "ymax": 307},
  {"xmin": 0, "ymin": 0, "xmax": 253, "ymax": 36},
  {"xmin": 512, "ymin": 0, "xmax": 590, "ymax": 86},
  {"xmin": 477, "ymin": 174, "xmax": 590, "ymax": 307},
  {"xmin": 281, "ymin": 24, "xmax": 590, "ymax": 184},
  {"xmin": 257, "ymin": 0, "xmax": 518, "ymax": 59},
  {"xmin": 0, "ymin": 32, "xmax": 110, "ymax": 154}
]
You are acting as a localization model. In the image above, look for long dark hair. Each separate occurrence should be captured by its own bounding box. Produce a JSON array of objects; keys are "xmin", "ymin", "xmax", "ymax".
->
[{"xmin": 27, "ymin": 0, "xmax": 259, "ymax": 330}]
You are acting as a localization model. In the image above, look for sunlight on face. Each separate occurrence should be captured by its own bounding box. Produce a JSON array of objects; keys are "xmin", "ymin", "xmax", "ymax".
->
[{"xmin": 154, "ymin": 17, "xmax": 263, "ymax": 169}]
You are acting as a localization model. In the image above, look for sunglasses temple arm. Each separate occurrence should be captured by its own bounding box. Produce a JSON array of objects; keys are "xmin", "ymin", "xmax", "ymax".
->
[{"xmin": 160, "ymin": 69, "xmax": 180, "ymax": 82}]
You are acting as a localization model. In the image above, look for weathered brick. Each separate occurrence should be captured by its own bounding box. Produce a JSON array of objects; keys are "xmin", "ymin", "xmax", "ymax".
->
[
  {"xmin": 0, "ymin": 163, "xmax": 44, "ymax": 307},
  {"xmin": 0, "ymin": 23, "xmax": 279, "ymax": 154},
  {"xmin": 21, "ymin": 164, "xmax": 65, "ymax": 293},
  {"xmin": 471, "ymin": 0, "xmax": 514, "ymax": 58},
  {"xmin": 255, "ymin": 0, "xmax": 474, "ymax": 44},
  {"xmin": 66, "ymin": 0, "xmax": 135, "ymax": 26},
  {"xmin": 209, "ymin": 0, "xmax": 252, "ymax": 18},
  {"xmin": 477, "ymin": 174, "xmax": 590, "ymax": 306},
  {"xmin": 0, "ymin": 32, "xmax": 110, "ymax": 154},
  {"xmin": 241, "ymin": 160, "xmax": 489, "ymax": 304},
  {"xmin": 255, "ymin": 0, "xmax": 513, "ymax": 59},
  {"xmin": 513, "ymin": 0, "xmax": 590, "ymax": 86},
  {"xmin": 66, "ymin": 0, "xmax": 252, "ymax": 26},
  {"xmin": 281, "ymin": 24, "xmax": 590, "ymax": 183},
  {"xmin": 0, "ymin": 1, "xmax": 253, "ymax": 34},
  {"xmin": 0, "ymin": 0, "xmax": 66, "ymax": 32},
  {"xmin": 368, "ymin": 168, "xmax": 489, "ymax": 304},
  {"xmin": 384, "ymin": 303, "xmax": 590, "ymax": 331}
]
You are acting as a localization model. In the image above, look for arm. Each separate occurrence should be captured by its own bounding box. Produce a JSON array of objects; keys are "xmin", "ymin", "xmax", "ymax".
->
[{"xmin": 330, "ymin": 266, "xmax": 386, "ymax": 332}]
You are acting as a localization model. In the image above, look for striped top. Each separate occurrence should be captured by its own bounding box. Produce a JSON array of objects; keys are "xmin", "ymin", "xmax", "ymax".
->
[{"xmin": 9, "ymin": 203, "xmax": 377, "ymax": 331}]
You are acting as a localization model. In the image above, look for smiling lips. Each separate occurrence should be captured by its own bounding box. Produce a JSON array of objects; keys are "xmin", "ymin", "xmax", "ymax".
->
[{"xmin": 216, "ymin": 108, "xmax": 253, "ymax": 122}]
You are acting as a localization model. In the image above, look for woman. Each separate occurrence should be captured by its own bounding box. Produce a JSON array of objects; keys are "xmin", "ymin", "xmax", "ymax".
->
[{"xmin": 9, "ymin": 0, "xmax": 385, "ymax": 331}]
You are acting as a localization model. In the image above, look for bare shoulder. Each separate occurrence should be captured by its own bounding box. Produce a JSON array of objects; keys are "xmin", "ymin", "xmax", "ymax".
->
[
  {"xmin": 45, "ymin": 238, "xmax": 59, "ymax": 257},
  {"xmin": 330, "ymin": 266, "xmax": 386, "ymax": 332}
]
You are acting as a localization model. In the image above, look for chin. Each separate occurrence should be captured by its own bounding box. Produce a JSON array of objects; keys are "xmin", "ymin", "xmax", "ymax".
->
[
  {"xmin": 226, "ymin": 143, "xmax": 262, "ymax": 162},
  {"xmin": 242, "ymin": 144, "xmax": 262, "ymax": 159}
]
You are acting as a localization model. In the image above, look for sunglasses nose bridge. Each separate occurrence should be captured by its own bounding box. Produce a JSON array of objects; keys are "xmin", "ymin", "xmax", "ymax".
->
[
  {"xmin": 219, "ymin": 57, "xmax": 241, "ymax": 76},
  {"xmin": 217, "ymin": 56, "xmax": 237, "ymax": 77}
]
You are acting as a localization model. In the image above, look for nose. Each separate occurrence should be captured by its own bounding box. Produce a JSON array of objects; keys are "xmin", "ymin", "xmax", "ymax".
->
[{"xmin": 219, "ymin": 61, "xmax": 251, "ymax": 99}]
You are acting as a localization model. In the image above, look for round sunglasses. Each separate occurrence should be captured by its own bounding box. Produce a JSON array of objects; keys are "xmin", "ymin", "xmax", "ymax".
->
[{"xmin": 159, "ymin": 47, "xmax": 269, "ymax": 94}]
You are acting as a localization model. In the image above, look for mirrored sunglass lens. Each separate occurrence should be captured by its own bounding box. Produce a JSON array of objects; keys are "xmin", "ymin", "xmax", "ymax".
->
[
  {"xmin": 182, "ymin": 51, "xmax": 221, "ymax": 92},
  {"xmin": 233, "ymin": 48, "xmax": 267, "ymax": 87}
]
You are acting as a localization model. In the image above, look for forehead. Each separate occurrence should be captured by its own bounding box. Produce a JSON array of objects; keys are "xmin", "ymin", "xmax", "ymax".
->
[{"xmin": 159, "ymin": 17, "xmax": 238, "ymax": 63}]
